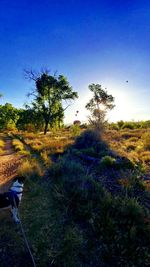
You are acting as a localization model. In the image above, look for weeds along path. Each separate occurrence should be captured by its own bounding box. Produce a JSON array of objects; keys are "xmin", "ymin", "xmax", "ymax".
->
[
  {"xmin": 0, "ymin": 136, "xmax": 24, "ymax": 193},
  {"xmin": 12, "ymin": 133, "xmax": 47, "ymax": 167}
]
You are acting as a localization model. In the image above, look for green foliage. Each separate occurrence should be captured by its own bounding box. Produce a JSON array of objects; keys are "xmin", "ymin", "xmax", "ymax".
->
[
  {"xmin": 26, "ymin": 70, "xmax": 78, "ymax": 134},
  {"xmin": 74, "ymin": 129, "xmax": 108, "ymax": 152},
  {"xmin": 99, "ymin": 155, "xmax": 116, "ymax": 168},
  {"xmin": 5, "ymin": 120, "xmax": 17, "ymax": 131},
  {"xmin": 140, "ymin": 120, "xmax": 150, "ymax": 128},
  {"xmin": 86, "ymin": 84, "xmax": 115, "ymax": 131},
  {"xmin": 17, "ymin": 108, "xmax": 44, "ymax": 132},
  {"xmin": 48, "ymin": 153, "xmax": 150, "ymax": 267},
  {"xmin": 117, "ymin": 120, "xmax": 124, "ymax": 129},
  {"xmin": 109, "ymin": 120, "xmax": 150, "ymax": 130},
  {"xmin": 1, "ymin": 126, "xmax": 150, "ymax": 267},
  {"xmin": 109, "ymin": 122, "xmax": 119, "ymax": 130},
  {"xmin": 97, "ymin": 154, "xmax": 134, "ymax": 171},
  {"xmin": 122, "ymin": 121, "xmax": 135, "ymax": 129},
  {"xmin": 0, "ymin": 103, "xmax": 19, "ymax": 130},
  {"xmin": 70, "ymin": 124, "xmax": 81, "ymax": 137},
  {"xmin": 80, "ymin": 147, "xmax": 98, "ymax": 157}
]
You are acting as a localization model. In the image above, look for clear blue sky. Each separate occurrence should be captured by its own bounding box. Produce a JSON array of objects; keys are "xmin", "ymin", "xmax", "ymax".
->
[{"xmin": 0, "ymin": 0, "xmax": 150, "ymax": 123}]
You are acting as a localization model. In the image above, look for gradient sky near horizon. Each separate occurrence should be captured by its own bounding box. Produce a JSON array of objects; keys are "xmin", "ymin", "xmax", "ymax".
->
[{"xmin": 0, "ymin": 0, "xmax": 150, "ymax": 124}]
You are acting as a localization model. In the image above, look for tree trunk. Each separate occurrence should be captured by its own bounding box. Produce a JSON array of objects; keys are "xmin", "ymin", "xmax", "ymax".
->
[{"xmin": 44, "ymin": 121, "xmax": 49, "ymax": 135}]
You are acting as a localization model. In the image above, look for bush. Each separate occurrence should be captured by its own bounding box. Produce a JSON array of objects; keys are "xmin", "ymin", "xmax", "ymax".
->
[
  {"xmin": 70, "ymin": 124, "xmax": 81, "ymax": 137},
  {"xmin": 122, "ymin": 122, "xmax": 135, "ymax": 129},
  {"xmin": 24, "ymin": 123, "xmax": 37, "ymax": 132},
  {"xmin": 109, "ymin": 122, "xmax": 119, "ymax": 130},
  {"xmin": 48, "ymin": 155, "xmax": 150, "ymax": 266},
  {"xmin": 99, "ymin": 155, "xmax": 116, "ymax": 169},
  {"xmin": 117, "ymin": 120, "xmax": 124, "ymax": 129},
  {"xmin": 5, "ymin": 120, "xmax": 17, "ymax": 131},
  {"xmin": 74, "ymin": 130, "xmax": 108, "ymax": 154}
]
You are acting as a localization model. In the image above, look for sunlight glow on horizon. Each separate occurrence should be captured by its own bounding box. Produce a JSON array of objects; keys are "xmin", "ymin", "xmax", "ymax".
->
[{"xmin": 64, "ymin": 83, "xmax": 149, "ymax": 124}]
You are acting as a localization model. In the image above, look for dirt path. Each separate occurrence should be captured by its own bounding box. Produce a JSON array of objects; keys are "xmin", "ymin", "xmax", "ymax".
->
[{"xmin": 0, "ymin": 137, "xmax": 23, "ymax": 193}]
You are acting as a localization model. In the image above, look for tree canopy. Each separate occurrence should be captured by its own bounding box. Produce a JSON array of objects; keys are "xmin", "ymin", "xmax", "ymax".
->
[
  {"xmin": 26, "ymin": 71, "xmax": 78, "ymax": 134},
  {"xmin": 0, "ymin": 103, "xmax": 19, "ymax": 130},
  {"xmin": 86, "ymin": 84, "xmax": 115, "ymax": 130}
]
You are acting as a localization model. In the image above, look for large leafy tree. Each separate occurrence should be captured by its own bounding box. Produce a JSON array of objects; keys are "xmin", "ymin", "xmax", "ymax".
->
[
  {"xmin": 85, "ymin": 84, "xmax": 115, "ymax": 130},
  {"xmin": 26, "ymin": 70, "xmax": 78, "ymax": 134}
]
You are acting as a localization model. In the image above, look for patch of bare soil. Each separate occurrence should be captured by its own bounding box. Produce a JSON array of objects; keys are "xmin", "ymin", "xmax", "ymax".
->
[{"xmin": 0, "ymin": 138, "xmax": 24, "ymax": 193}]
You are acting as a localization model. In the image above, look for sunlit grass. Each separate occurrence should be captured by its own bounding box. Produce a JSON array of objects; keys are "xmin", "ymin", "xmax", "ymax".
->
[
  {"xmin": 0, "ymin": 139, "xmax": 5, "ymax": 153},
  {"xmin": 12, "ymin": 139, "xmax": 24, "ymax": 151},
  {"xmin": 18, "ymin": 130, "xmax": 74, "ymax": 155},
  {"xmin": 104, "ymin": 129, "xmax": 150, "ymax": 166},
  {"xmin": 18, "ymin": 158, "xmax": 44, "ymax": 179}
]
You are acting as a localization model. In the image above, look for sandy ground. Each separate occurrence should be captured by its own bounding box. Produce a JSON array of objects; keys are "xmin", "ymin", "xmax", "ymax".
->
[{"xmin": 0, "ymin": 138, "xmax": 23, "ymax": 193}]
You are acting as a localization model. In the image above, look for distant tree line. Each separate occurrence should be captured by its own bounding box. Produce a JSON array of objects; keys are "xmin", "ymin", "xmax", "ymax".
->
[{"xmin": 109, "ymin": 120, "xmax": 150, "ymax": 130}]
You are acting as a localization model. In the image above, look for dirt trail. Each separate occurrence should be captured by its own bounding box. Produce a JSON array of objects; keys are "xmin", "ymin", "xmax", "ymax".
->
[{"xmin": 0, "ymin": 137, "xmax": 23, "ymax": 193}]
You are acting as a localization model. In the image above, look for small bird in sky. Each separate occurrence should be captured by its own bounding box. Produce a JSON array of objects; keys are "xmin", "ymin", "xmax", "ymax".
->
[{"xmin": 126, "ymin": 80, "xmax": 128, "ymax": 83}]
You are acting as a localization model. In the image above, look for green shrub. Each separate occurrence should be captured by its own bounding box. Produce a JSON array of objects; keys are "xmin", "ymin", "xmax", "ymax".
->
[
  {"xmin": 81, "ymin": 147, "xmax": 99, "ymax": 157},
  {"xmin": 117, "ymin": 120, "xmax": 124, "ymax": 129},
  {"xmin": 48, "ymin": 155, "xmax": 150, "ymax": 266},
  {"xmin": 98, "ymin": 155, "xmax": 134, "ymax": 170},
  {"xmin": 122, "ymin": 122, "xmax": 135, "ymax": 129},
  {"xmin": 109, "ymin": 122, "xmax": 119, "ymax": 130},
  {"xmin": 49, "ymin": 157, "xmax": 85, "ymax": 184},
  {"xmin": 74, "ymin": 129, "xmax": 108, "ymax": 155},
  {"xmin": 70, "ymin": 124, "xmax": 81, "ymax": 137},
  {"xmin": 115, "ymin": 157, "xmax": 135, "ymax": 169},
  {"xmin": 5, "ymin": 120, "xmax": 17, "ymax": 131},
  {"xmin": 99, "ymin": 155, "xmax": 116, "ymax": 168},
  {"xmin": 140, "ymin": 120, "xmax": 150, "ymax": 128}
]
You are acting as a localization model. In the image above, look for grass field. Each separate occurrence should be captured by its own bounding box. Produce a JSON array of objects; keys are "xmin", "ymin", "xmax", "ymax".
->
[{"xmin": 0, "ymin": 127, "xmax": 150, "ymax": 267}]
